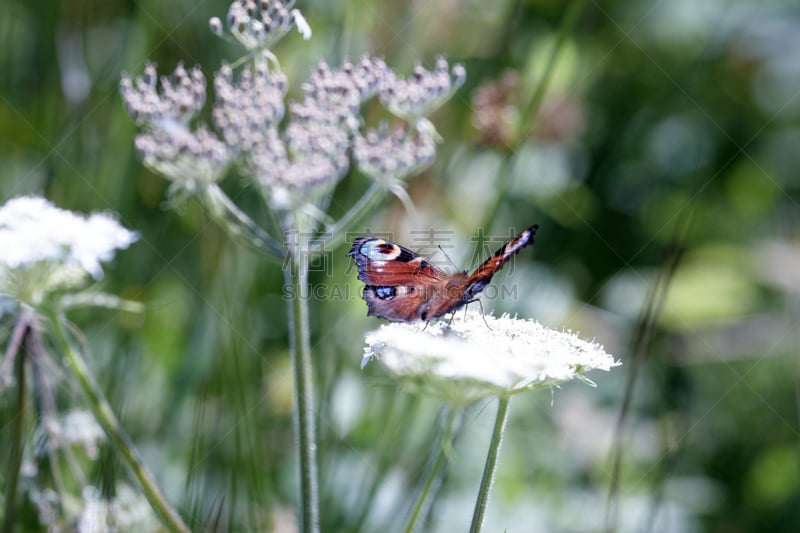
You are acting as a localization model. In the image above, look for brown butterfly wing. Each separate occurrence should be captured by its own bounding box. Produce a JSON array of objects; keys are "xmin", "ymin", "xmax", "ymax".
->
[
  {"xmin": 360, "ymin": 284, "xmax": 439, "ymax": 322},
  {"xmin": 462, "ymin": 225, "xmax": 539, "ymax": 300},
  {"xmin": 348, "ymin": 237, "xmax": 448, "ymax": 286},
  {"xmin": 348, "ymin": 226, "xmax": 539, "ymax": 323},
  {"xmin": 348, "ymin": 237, "xmax": 449, "ymax": 322}
]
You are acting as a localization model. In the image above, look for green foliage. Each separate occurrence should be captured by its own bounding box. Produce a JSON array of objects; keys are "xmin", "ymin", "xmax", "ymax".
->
[{"xmin": 2, "ymin": 0, "xmax": 799, "ymax": 531}]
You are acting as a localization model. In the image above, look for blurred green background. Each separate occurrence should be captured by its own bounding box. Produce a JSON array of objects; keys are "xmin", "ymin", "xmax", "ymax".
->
[{"xmin": 1, "ymin": 0, "xmax": 799, "ymax": 531}]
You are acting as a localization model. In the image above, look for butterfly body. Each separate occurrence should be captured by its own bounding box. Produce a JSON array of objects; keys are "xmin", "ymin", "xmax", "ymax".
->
[{"xmin": 348, "ymin": 225, "xmax": 539, "ymax": 323}]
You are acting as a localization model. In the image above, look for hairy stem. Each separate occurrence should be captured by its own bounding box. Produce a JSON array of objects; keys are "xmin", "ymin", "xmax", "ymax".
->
[
  {"xmin": 285, "ymin": 251, "xmax": 320, "ymax": 533},
  {"xmin": 47, "ymin": 313, "xmax": 190, "ymax": 533},
  {"xmin": 469, "ymin": 396, "xmax": 511, "ymax": 533}
]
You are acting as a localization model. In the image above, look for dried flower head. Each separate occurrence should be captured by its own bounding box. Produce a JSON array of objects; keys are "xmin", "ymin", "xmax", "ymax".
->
[
  {"xmin": 134, "ymin": 121, "xmax": 232, "ymax": 188},
  {"xmin": 211, "ymin": 0, "xmax": 311, "ymax": 51},
  {"xmin": 363, "ymin": 311, "xmax": 620, "ymax": 405},
  {"xmin": 471, "ymin": 69, "xmax": 521, "ymax": 148},
  {"xmin": 120, "ymin": 62, "xmax": 206, "ymax": 125},
  {"xmin": 250, "ymin": 142, "xmax": 347, "ymax": 203},
  {"xmin": 354, "ymin": 122, "xmax": 437, "ymax": 182},
  {"xmin": 0, "ymin": 197, "xmax": 137, "ymax": 306},
  {"xmin": 248, "ymin": 56, "xmax": 391, "ymax": 202},
  {"xmin": 472, "ymin": 69, "xmax": 586, "ymax": 147},
  {"xmin": 299, "ymin": 56, "xmax": 389, "ymax": 124},
  {"xmin": 213, "ymin": 60, "xmax": 287, "ymax": 153},
  {"xmin": 380, "ymin": 56, "xmax": 466, "ymax": 120},
  {"xmin": 120, "ymin": 62, "xmax": 232, "ymax": 190}
]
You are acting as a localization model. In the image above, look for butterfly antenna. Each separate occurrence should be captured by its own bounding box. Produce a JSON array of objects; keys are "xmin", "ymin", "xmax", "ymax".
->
[{"xmin": 437, "ymin": 245, "xmax": 459, "ymax": 270}]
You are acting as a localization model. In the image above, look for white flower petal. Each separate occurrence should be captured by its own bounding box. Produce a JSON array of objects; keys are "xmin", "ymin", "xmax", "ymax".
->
[
  {"xmin": 292, "ymin": 9, "xmax": 312, "ymax": 41},
  {"xmin": 0, "ymin": 196, "xmax": 137, "ymax": 279},
  {"xmin": 363, "ymin": 312, "xmax": 620, "ymax": 402}
]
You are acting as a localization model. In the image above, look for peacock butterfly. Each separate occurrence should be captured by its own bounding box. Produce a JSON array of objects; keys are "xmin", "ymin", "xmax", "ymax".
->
[{"xmin": 347, "ymin": 225, "xmax": 539, "ymax": 323}]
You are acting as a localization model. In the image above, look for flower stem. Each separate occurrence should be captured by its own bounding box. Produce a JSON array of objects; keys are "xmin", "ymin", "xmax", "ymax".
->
[
  {"xmin": 514, "ymin": 0, "xmax": 587, "ymax": 147},
  {"xmin": 323, "ymin": 181, "xmax": 384, "ymax": 249},
  {"xmin": 203, "ymin": 184, "xmax": 285, "ymax": 259},
  {"xmin": 1, "ymin": 318, "xmax": 27, "ymax": 533},
  {"xmin": 404, "ymin": 407, "xmax": 461, "ymax": 533},
  {"xmin": 47, "ymin": 313, "xmax": 190, "ymax": 533},
  {"xmin": 476, "ymin": 0, "xmax": 587, "ymax": 248},
  {"xmin": 1, "ymin": 308, "xmax": 31, "ymax": 381},
  {"xmin": 29, "ymin": 325, "xmax": 69, "ymax": 503},
  {"xmin": 284, "ymin": 253, "xmax": 320, "ymax": 533},
  {"xmin": 469, "ymin": 396, "xmax": 511, "ymax": 533}
]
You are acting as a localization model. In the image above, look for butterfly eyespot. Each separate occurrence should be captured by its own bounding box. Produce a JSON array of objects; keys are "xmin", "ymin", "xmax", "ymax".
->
[
  {"xmin": 363, "ymin": 240, "xmax": 402, "ymax": 261},
  {"xmin": 374, "ymin": 286, "xmax": 396, "ymax": 300}
]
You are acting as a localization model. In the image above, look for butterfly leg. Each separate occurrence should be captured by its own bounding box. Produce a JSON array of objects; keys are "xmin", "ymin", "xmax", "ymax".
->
[
  {"xmin": 463, "ymin": 298, "xmax": 492, "ymax": 330},
  {"xmin": 447, "ymin": 311, "xmax": 457, "ymax": 328}
]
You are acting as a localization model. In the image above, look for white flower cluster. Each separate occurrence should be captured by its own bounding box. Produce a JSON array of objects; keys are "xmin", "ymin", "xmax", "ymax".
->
[
  {"xmin": 77, "ymin": 484, "xmax": 159, "ymax": 532},
  {"xmin": 57, "ymin": 409, "xmax": 106, "ymax": 459},
  {"xmin": 0, "ymin": 197, "xmax": 137, "ymax": 304},
  {"xmin": 363, "ymin": 311, "xmax": 620, "ymax": 403}
]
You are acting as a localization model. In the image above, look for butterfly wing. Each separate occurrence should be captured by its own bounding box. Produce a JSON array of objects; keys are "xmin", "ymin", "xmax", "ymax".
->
[
  {"xmin": 348, "ymin": 237, "xmax": 449, "ymax": 322},
  {"xmin": 463, "ymin": 225, "xmax": 539, "ymax": 299},
  {"xmin": 348, "ymin": 237, "xmax": 448, "ymax": 285},
  {"xmin": 348, "ymin": 226, "xmax": 539, "ymax": 323},
  {"xmin": 360, "ymin": 284, "xmax": 438, "ymax": 322}
]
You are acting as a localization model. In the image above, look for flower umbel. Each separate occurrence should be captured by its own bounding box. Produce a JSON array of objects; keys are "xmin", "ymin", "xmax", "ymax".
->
[
  {"xmin": 380, "ymin": 55, "xmax": 466, "ymax": 121},
  {"xmin": 0, "ymin": 196, "xmax": 137, "ymax": 305},
  {"xmin": 354, "ymin": 122, "xmax": 437, "ymax": 183},
  {"xmin": 120, "ymin": 62, "xmax": 206, "ymax": 125},
  {"xmin": 210, "ymin": 0, "xmax": 311, "ymax": 51},
  {"xmin": 134, "ymin": 122, "xmax": 232, "ymax": 189},
  {"xmin": 213, "ymin": 60, "xmax": 287, "ymax": 154},
  {"xmin": 363, "ymin": 311, "xmax": 620, "ymax": 404}
]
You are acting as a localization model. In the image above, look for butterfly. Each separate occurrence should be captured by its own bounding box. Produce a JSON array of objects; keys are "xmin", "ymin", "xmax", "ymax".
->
[{"xmin": 347, "ymin": 225, "xmax": 539, "ymax": 323}]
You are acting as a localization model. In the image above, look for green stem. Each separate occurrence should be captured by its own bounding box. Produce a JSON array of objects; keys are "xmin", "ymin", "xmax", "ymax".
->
[
  {"xmin": 29, "ymin": 326, "xmax": 69, "ymax": 504},
  {"xmin": 469, "ymin": 396, "xmax": 511, "ymax": 533},
  {"xmin": 47, "ymin": 313, "xmax": 190, "ymax": 533},
  {"xmin": 1, "ymin": 308, "xmax": 31, "ymax": 380},
  {"xmin": 323, "ymin": 181, "xmax": 384, "ymax": 249},
  {"xmin": 1, "ymin": 317, "xmax": 27, "ymax": 533},
  {"xmin": 478, "ymin": 0, "xmax": 587, "ymax": 248},
  {"xmin": 404, "ymin": 407, "xmax": 461, "ymax": 533},
  {"xmin": 514, "ymin": 0, "xmax": 587, "ymax": 148},
  {"xmin": 203, "ymin": 184, "xmax": 285, "ymax": 259},
  {"xmin": 284, "ymin": 252, "xmax": 320, "ymax": 533},
  {"xmin": 604, "ymin": 208, "xmax": 690, "ymax": 533}
]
